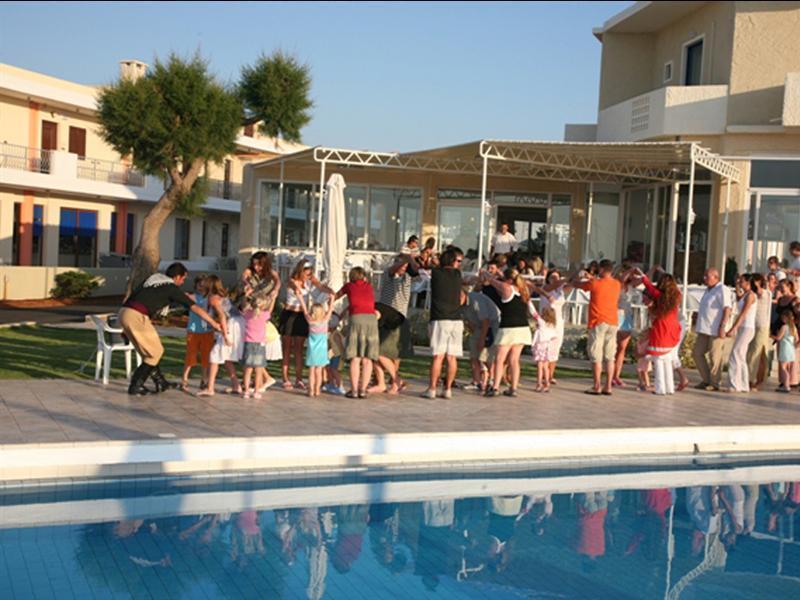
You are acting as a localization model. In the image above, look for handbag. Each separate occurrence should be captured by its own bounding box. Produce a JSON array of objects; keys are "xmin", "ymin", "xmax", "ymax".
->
[{"xmin": 264, "ymin": 321, "xmax": 280, "ymax": 344}]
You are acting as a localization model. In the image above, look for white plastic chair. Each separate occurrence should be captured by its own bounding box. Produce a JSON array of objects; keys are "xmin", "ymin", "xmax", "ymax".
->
[{"xmin": 90, "ymin": 315, "xmax": 141, "ymax": 385}]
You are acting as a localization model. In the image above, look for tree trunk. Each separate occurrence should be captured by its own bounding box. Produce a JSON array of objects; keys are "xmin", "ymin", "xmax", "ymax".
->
[{"xmin": 124, "ymin": 159, "xmax": 205, "ymax": 297}]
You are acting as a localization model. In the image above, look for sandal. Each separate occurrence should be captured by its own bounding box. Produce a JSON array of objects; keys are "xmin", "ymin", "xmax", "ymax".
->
[
  {"xmin": 224, "ymin": 386, "xmax": 243, "ymax": 395},
  {"xmin": 179, "ymin": 381, "xmax": 190, "ymax": 393},
  {"xmin": 196, "ymin": 389, "xmax": 215, "ymax": 397},
  {"xmin": 295, "ymin": 380, "xmax": 307, "ymax": 391},
  {"xmin": 676, "ymin": 381, "xmax": 690, "ymax": 392},
  {"xmin": 345, "ymin": 390, "xmax": 358, "ymax": 399},
  {"xmin": 281, "ymin": 380, "xmax": 293, "ymax": 390},
  {"xmin": 358, "ymin": 390, "xmax": 368, "ymax": 399},
  {"xmin": 584, "ymin": 389, "xmax": 602, "ymax": 396}
]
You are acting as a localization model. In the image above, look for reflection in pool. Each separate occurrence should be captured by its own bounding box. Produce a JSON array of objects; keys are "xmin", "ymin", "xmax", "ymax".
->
[{"xmin": 1, "ymin": 461, "xmax": 799, "ymax": 599}]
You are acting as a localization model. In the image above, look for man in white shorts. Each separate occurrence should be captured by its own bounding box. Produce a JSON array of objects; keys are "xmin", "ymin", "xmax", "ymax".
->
[{"xmin": 422, "ymin": 247, "xmax": 467, "ymax": 399}]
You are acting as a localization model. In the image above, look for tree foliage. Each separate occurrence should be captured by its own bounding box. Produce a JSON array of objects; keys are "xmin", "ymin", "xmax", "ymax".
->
[
  {"xmin": 239, "ymin": 52, "xmax": 313, "ymax": 143},
  {"xmin": 96, "ymin": 51, "xmax": 313, "ymax": 292},
  {"xmin": 98, "ymin": 53, "xmax": 242, "ymax": 182}
]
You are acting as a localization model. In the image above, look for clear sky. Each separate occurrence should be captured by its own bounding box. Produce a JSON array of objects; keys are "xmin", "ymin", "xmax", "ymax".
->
[{"xmin": 0, "ymin": 1, "xmax": 632, "ymax": 150}]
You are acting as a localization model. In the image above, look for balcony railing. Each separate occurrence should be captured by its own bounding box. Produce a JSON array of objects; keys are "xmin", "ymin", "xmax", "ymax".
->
[
  {"xmin": 0, "ymin": 143, "xmax": 51, "ymax": 174},
  {"xmin": 77, "ymin": 157, "xmax": 145, "ymax": 187},
  {"xmin": 208, "ymin": 178, "xmax": 242, "ymax": 200}
]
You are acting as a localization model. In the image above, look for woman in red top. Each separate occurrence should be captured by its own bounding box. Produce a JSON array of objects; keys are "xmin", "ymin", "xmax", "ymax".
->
[
  {"xmin": 335, "ymin": 267, "xmax": 380, "ymax": 398},
  {"xmin": 637, "ymin": 269, "xmax": 682, "ymax": 395}
]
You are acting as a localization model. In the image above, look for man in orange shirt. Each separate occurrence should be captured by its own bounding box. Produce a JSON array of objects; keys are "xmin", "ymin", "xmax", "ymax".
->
[{"xmin": 572, "ymin": 260, "xmax": 622, "ymax": 395}]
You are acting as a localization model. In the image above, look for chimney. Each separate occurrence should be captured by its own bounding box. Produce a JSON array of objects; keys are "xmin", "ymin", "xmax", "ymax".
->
[{"xmin": 119, "ymin": 60, "xmax": 148, "ymax": 82}]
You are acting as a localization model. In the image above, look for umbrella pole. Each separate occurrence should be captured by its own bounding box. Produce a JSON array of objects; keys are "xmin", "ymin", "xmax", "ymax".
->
[
  {"xmin": 583, "ymin": 181, "xmax": 594, "ymax": 265},
  {"xmin": 681, "ymin": 151, "xmax": 696, "ymax": 319},
  {"xmin": 478, "ymin": 154, "xmax": 488, "ymax": 270},
  {"xmin": 720, "ymin": 177, "xmax": 731, "ymax": 282},
  {"xmin": 316, "ymin": 161, "xmax": 327, "ymax": 277}
]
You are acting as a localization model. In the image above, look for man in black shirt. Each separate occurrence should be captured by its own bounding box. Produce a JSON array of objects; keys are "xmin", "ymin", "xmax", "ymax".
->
[
  {"xmin": 119, "ymin": 262, "xmax": 219, "ymax": 395},
  {"xmin": 421, "ymin": 247, "xmax": 467, "ymax": 399}
]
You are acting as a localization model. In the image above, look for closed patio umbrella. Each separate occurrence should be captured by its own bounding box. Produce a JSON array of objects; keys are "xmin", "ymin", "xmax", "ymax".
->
[{"xmin": 321, "ymin": 173, "xmax": 347, "ymax": 291}]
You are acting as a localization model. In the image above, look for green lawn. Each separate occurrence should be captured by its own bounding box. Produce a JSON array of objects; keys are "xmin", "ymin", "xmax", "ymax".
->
[{"xmin": 0, "ymin": 325, "xmax": 592, "ymax": 381}]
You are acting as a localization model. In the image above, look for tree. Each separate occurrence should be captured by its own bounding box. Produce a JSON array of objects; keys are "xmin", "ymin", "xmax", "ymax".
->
[{"xmin": 98, "ymin": 51, "xmax": 313, "ymax": 293}]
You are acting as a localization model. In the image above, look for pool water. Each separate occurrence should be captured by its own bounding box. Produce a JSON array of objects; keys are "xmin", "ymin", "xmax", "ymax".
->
[{"xmin": 1, "ymin": 460, "xmax": 799, "ymax": 599}]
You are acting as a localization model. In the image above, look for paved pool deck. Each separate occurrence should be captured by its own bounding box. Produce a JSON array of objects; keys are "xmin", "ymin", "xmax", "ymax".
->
[{"xmin": 1, "ymin": 376, "xmax": 800, "ymax": 481}]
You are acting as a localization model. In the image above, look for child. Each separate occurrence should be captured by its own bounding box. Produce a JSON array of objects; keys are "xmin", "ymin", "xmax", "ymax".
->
[
  {"xmin": 258, "ymin": 290, "xmax": 281, "ymax": 393},
  {"xmin": 199, "ymin": 276, "xmax": 244, "ymax": 397},
  {"xmin": 299, "ymin": 296, "xmax": 336, "ymax": 397},
  {"xmin": 335, "ymin": 267, "xmax": 380, "ymax": 399},
  {"xmin": 323, "ymin": 313, "xmax": 346, "ymax": 396},
  {"xmin": 181, "ymin": 275, "xmax": 215, "ymax": 392},
  {"xmin": 772, "ymin": 311, "xmax": 797, "ymax": 393},
  {"xmin": 241, "ymin": 296, "xmax": 272, "ymax": 399},
  {"xmin": 635, "ymin": 329, "xmax": 652, "ymax": 392},
  {"xmin": 528, "ymin": 300, "xmax": 558, "ymax": 393}
]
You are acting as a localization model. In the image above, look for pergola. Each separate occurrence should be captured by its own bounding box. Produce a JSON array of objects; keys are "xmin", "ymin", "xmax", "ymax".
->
[{"xmin": 259, "ymin": 140, "xmax": 741, "ymax": 316}]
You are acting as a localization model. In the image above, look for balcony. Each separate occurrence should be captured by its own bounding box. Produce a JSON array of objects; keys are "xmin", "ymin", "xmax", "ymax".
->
[
  {"xmin": 77, "ymin": 156, "xmax": 145, "ymax": 186},
  {"xmin": 208, "ymin": 178, "xmax": 242, "ymax": 201},
  {"xmin": 0, "ymin": 143, "xmax": 51, "ymax": 174},
  {"xmin": 596, "ymin": 85, "xmax": 728, "ymax": 142},
  {"xmin": 0, "ymin": 144, "xmax": 241, "ymax": 213}
]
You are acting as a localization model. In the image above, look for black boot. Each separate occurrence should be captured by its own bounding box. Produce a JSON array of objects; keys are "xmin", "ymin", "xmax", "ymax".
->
[
  {"xmin": 128, "ymin": 363, "xmax": 154, "ymax": 396},
  {"xmin": 150, "ymin": 365, "xmax": 179, "ymax": 392}
]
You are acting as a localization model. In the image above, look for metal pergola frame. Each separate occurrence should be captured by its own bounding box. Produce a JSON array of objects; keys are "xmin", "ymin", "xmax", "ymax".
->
[{"xmin": 257, "ymin": 140, "xmax": 740, "ymax": 318}]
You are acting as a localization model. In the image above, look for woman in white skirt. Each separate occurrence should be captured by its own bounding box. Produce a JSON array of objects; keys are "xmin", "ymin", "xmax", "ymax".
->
[
  {"xmin": 485, "ymin": 268, "xmax": 532, "ymax": 397},
  {"xmin": 199, "ymin": 275, "xmax": 245, "ymax": 396},
  {"xmin": 726, "ymin": 274, "xmax": 757, "ymax": 392}
]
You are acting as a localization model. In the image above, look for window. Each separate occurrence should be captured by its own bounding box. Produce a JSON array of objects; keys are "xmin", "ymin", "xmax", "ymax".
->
[
  {"xmin": 345, "ymin": 185, "xmax": 368, "ymax": 249},
  {"xmin": 747, "ymin": 193, "xmax": 800, "ymax": 271},
  {"xmin": 201, "ymin": 220, "xmax": 207, "ymax": 256},
  {"xmin": 549, "ymin": 194, "xmax": 571, "ymax": 268},
  {"xmin": 59, "ymin": 208, "xmax": 97, "ymax": 267},
  {"xmin": 221, "ymin": 223, "xmax": 230, "ymax": 257},
  {"xmin": 750, "ymin": 160, "xmax": 800, "ymax": 188},
  {"xmin": 174, "ymin": 218, "xmax": 190, "ymax": 260},
  {"xmin": 663, "ymin": 61, "xmax": 673, "ymax": 83},
  {"xmin": 243, "ymin": 123, "xmax": 255, "ymax": 137},
  {"xmin": 41, "ymin": 120, "xmax": 57, "ymax": 150},
  {"xmin": 684, "ymin": 38, "xmax": 703, "ymax": 86},
  {"xmin": 587, "ymin": 192, "xmax": 619, "ymax": 261},
  {"xmin": 282, "ymin": 184, "xmax": 315, "ymax": 247},
  {"xmin": 437, "ymin": 190, "xmax": 485, "ymax": 259},
  {"xmin": 109, "ymin": 212, "xmax": 117, "ymax": 254},
  {"xmin": 68, "ymin": 126, "xmax": 86, "ymax": 158},
  {"xmin": 12, "ymin": 203, "xmax": 44, "ymax": 265},
  {"xmin": 110, "ymin": 212, "xmax": 135, "ymax": 255},
  {"xmin": 223, "ymin": 159, "xmax": 232, "ymax": 199},
  {"xmin": 125, "ymin": 213, "xmax": 134, "ymax": 255}
]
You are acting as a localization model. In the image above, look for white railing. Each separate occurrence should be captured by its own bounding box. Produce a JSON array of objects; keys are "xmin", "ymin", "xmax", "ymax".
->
[
  {"xmin": 208, "ymin": 178, "xmax": 242, "ymax": 200},
  {"xmin": 0, "ymin": 142, "xmax": 51, "ymax": 173},
  {"xmin": 77, "ymin": 156, "xmax": 145, "ymax": 186}
]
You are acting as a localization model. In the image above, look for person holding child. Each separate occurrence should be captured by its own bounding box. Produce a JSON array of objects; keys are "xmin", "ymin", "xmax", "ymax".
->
[
  {"xmin": 298, "ymin": 295, "xmax": 337, "ymax": 397},
  {"xmin": 772, "ymin": 310, "xmax": 798, "ymax": 393},
  {"xmin": 635, "ymin": 269, "xmax": 682, "ymax": 395},
  {"xmin": 280, "ymin": 259, "xmax": 335, "ymax": 391},
  {"xmin": 199, "ymin": 275, "xmax": 245, "ymax": 397},
  {"xmin": 527, "ymin": 299, "xmax": 558, "ymax": 393},
  {"xmin": 335, "ymin": 267, "xmax": 380, "ymax": 399},
  {"xmin": 241, "ymin": 294, "xmax": 276, "ymax": 399},
  {"xmin": 180, "ymin": 274, "xmax": 215, "ymax": 392}
]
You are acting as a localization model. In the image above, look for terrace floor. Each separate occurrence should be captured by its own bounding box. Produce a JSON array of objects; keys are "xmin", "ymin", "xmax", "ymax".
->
[{"xmin": 1, "ymin": 376, "xmax": 799, "ymax": 446}]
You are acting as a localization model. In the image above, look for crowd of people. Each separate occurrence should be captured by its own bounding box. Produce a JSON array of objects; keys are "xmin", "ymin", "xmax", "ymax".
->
[{"xmin": 116, "ymin": 224, "xmax": 800, "ymax": 400}]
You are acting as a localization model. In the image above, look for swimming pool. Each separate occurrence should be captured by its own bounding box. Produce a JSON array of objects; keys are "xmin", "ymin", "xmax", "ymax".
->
[{"xmin": 1, "ymin": 459, "xmax": 798, "ymax": 599}]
